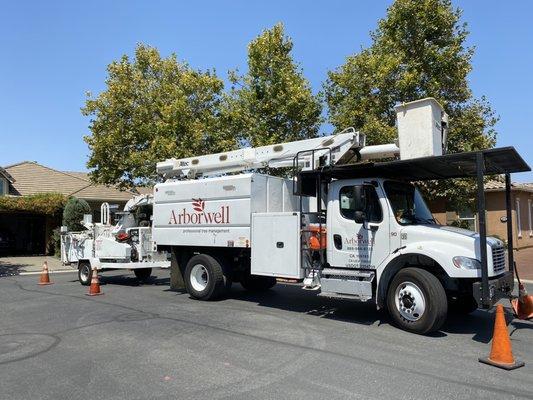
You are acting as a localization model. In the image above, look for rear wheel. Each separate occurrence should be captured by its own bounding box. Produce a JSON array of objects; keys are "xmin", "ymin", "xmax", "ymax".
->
[
  {"xmin": 240, "ymin": 275, "xmax": 277, "ymax": 291},
  {"xmin": 184, "ymin": 254, "xmax": 231, "ymax": 300},
  {"xmin": 387, "ymin": 268, "xmax": 447, "ymax": 334},
  {"xmin": 78, "ymin": 262, "xmax": 92, "ymax": 286},
  {"xmin": 134, "ymin": 268, "xmax": 152, "ymax": 282}
]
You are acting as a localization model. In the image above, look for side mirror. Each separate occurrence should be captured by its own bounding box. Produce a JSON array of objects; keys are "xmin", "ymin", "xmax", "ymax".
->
[
  {"xmin": 353, "ymin": 185, "xmax": 367, "ymax": 212},
  {"xmin": 353, "ymin": 185, "xmax": 368, "ymax": 224},
  {"xmin": 354, "ymin": 211, "xmax": 366, "ymax": 224}
]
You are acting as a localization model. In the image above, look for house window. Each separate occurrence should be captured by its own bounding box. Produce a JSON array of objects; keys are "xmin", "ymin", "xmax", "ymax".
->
[
  {"xmin": 458, "ymin": 207, "xmax": 477, "ymax": 232},
  {"xmin": 516, "ymin": 198, "xmax": 522, "ymax": 238},
  {"xmin": 0, "ymin": 178, "xmax": 6, "ymax": 196},
  {"xmin": 527, "ymin": 199, "xmax": 533, "ymax": 237}
]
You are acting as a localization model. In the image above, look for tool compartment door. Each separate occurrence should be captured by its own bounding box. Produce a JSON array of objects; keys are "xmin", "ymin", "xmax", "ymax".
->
[{"xmin": 251, "ymin": 212, "xmax": 303, "ymax": 279}]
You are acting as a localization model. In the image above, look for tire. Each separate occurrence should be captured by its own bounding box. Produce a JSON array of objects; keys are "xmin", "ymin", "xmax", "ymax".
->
[
  {"xmin": 386, "ymin": 267, "xmax": 447, "ymax": 334},
  {"xmin": 78, "ymin": 262, "xmax": 92, "ymax": 286},
  {"xmin": 449, "ymin": 295, "xmax": 478, "ymax": 315},
  {"xmin": 240, "ymin": 275, "xmax": 277, "ymax": 292},
  {"xmin": 184, "ymin": 254, "xmax": 231, "ymax": 300},
  {"xmin": 134, "ymin": 268, "xmax": 152, "ymax": 282}
]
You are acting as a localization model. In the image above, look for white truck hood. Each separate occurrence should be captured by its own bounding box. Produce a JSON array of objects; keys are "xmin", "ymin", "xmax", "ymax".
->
[
  {"xmin": 397, "ymin": 224, "xmax": 506, "ymax": 278},
  {"xmin": 401, "ymin": 224, "xmax": 503, "ymax": 249}
]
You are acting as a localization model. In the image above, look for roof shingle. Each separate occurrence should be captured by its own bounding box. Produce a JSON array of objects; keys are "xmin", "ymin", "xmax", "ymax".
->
[{"xmin": 4, "ymin": 161, "xmax": 140, "ymax": 202}]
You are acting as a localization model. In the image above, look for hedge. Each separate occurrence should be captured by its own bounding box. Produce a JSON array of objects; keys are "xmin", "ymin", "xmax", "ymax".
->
[{"xmin": 0, "ymin": 193, "xmax": 66, "ymax": 215}]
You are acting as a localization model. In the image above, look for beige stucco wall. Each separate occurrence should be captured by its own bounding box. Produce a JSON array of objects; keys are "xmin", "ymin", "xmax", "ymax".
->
[
  {"xmin": 478, "ymin": 191, "xmax": 532, "ymax": 250},
  {"xmin": 428, "ymin": 190, "xmax": 533, "ymax": 250}
]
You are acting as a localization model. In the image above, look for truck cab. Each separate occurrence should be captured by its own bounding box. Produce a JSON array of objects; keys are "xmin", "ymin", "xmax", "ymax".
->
[{"xmin": 319, "ymin": 177, "xmax": 511, "ymax": 333}]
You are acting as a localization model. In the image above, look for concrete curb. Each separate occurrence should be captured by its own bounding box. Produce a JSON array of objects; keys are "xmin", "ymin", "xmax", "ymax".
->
[{"xmin": 16, "ymin": 270, "xmax": 77, "ymax": 276}]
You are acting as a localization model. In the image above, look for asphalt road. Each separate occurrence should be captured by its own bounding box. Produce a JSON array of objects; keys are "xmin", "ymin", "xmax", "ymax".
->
[{"xmin": 1, "ymin": 271, "xmax": 532, "ymax": 400}]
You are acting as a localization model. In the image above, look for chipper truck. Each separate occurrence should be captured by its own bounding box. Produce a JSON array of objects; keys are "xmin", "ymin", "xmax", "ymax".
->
[{"xmin": 61, "ymin": 195, "xmax": 170, "ymax": 284}]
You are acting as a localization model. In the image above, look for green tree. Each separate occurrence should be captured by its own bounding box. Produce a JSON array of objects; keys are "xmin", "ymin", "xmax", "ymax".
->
[
  {"xmin": 63, "ymin": 197, "xmax": 91, "ymax": 231},
  {"xmin": 83, "ymin": 44, "xmax": 234, "ymax": 188},
  {"xmin": 223, "ymin": 23, "xmax": 323, "ymax": 147},
  {"xmin": 325, "ymin": 0, "xmax": 497, "ymax": 207}
]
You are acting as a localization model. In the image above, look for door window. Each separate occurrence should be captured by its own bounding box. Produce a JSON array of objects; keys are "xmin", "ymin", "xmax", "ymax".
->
[{"xmin": 339, "ymin": 186, "xmax": 382, "ymax": 222}]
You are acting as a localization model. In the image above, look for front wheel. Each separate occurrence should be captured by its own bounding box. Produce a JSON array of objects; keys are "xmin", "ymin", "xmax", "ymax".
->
[{"xmin": 386, "ymin": 268, "xmax": 447, "ymax": 334}]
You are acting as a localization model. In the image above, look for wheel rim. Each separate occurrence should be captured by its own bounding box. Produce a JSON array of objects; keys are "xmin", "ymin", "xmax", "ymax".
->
[
  {"xmin": 190, "ymin": 264, "xmax": 209, "ymax": 292},
  {"xmin": 80, "ymin": 265, "xmax": 90, "ymax": 282},
  {"xmin": 394, "ymin": 281, "xmax": 426, "ymax": 322}
]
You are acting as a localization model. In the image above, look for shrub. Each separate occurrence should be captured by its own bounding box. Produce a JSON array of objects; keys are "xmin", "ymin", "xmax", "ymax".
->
[{"xmin": 63, "ymin": 197, "xmax": 91, "ymax": 231}]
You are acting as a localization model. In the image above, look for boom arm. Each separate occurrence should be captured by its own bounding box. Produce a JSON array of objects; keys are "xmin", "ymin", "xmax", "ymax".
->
[{"xmin": 157, "ymin": 129, "xmax": 368, "ymax": 179}]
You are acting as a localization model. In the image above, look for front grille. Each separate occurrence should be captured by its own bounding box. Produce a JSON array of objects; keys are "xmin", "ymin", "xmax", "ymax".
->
[{"xmin": 491, "ymin": 246, "xmax": 506, "ymax": 274}]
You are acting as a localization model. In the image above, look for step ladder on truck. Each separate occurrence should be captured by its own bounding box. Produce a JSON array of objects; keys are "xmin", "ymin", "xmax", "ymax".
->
[
  {"xmin": 151, "ymin": 97, "xmax": 528, "ymax": 334},
  {"xmin": 61, "ymin": 195, "xmax": 170, "ymax": 284}
]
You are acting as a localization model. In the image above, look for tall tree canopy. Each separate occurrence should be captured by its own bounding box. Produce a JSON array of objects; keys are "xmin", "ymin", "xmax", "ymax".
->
[
  {"xmin": 325, "ymin": 0, "xmax": 497, "ymax": 206},
  {"xmin": 223, "ymin": 23, "xmax": 323, "ymax": 147},
  {"xmin": 83, "ymin": 44, "xmax": 234, "ymax": 188}
]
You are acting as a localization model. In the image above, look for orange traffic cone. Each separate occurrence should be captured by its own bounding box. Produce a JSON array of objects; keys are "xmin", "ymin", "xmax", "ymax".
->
[
  {"xmin": 86, "ymin": 267, "xmax": 103, "ymax": 296},
  {"xmin": 38, "ymin": 261, "xmax": 53, "ymax": 285},
  {"xmin": 479, "ymin": 304, "xmax": 524, "ymax": 370},
  {"xmin": 510, "ymin": 282, "xmax": 533, "ymax": 320}
]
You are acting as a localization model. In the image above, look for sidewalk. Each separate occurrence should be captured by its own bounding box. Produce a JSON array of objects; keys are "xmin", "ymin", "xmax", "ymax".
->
[{"xmin": 0, "ymin": 256, "xmax": 76, "ymax": 276}]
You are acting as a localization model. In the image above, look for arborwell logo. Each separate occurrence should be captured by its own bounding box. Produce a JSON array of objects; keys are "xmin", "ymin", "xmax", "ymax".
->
[{"xmin": 168, "ymin": 198, "xmax": 230, "ymax": 225}]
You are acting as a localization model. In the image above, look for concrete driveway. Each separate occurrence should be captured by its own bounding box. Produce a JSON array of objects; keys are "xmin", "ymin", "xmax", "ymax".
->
[{"xmin": 0, "ymin": 271, "xmax": 531, "ymax": 400}]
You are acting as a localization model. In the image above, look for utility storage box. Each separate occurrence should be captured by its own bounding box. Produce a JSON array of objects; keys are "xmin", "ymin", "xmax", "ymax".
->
[
  {"xmin": 395, "ymin": 98, "xmax": 448, "ymax": 160},
  {"xmin": 152, "ymin": 173, "xmax": 298, "ymax": 248},
  {"xmin": 251, "ymin": 212, "xmax": 303, "ymax": 279}
]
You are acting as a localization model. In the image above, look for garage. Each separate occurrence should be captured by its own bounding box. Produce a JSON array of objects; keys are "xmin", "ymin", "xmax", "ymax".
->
[{"xmin": 0, "ymin": 212, "xmax": 49, "ymax": 256}]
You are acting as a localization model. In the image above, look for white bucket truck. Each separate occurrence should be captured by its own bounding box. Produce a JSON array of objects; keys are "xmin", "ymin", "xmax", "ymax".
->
[
  {"xmin": 61, "ymin": 195, "xmax": 170, "ymax": 284},
  {"xmin": 126, "ymin": 98, "xmax": 533, "ymax": 334}
]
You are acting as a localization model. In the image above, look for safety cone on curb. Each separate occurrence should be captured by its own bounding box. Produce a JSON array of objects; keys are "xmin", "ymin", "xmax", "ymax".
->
[
  {"xmin": 38, "ymin": 261, "xmax": 53, "ymax": 285},
  {"xmin": 86, "ymin": 267, "xmax": 103, "ymax": 296},
  {"xmin": 479, "ymin": 304, "xmax": 524, "ymax": 370},
  {"xmin": 510, "ymin": 282, "xmax": 533, "ymax": 320}
]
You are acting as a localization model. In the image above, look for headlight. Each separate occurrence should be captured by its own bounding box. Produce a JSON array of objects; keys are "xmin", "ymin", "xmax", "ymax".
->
[{"xmin": 452, "ymin": 256, "xmax": 481, "ymax": 270}]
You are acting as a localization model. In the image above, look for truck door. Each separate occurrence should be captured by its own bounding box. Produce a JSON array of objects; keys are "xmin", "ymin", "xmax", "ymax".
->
[{"xmin": 327, "ymin": 180, "xmax": 390, "ymax": 270}]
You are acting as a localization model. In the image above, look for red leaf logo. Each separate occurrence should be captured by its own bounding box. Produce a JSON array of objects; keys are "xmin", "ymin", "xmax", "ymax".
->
[{"xmin": 192, "ymin": 198, "xmax": 204, "ymax": 212}]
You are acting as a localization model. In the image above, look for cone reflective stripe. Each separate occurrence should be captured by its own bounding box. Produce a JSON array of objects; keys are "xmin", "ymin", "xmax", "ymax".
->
[
  {"xmin": 86, "ymin": 267, "xmax": 103, "ymax": 296},
  {"xmin": 510, "ymin": 282, "xmax": 533, "ymax": 320},
  {"xmin": 479, "ymin": 304, "xmax": 524, "ymax": 370},
  {"xmin": 38, "ymin": 261, "xmax": 53, "ymax": 285}
]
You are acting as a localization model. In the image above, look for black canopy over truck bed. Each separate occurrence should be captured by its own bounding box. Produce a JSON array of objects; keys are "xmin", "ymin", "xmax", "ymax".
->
[{"xmin": 298, "ymin": 147, "xmax": 531, "ymax": 308}]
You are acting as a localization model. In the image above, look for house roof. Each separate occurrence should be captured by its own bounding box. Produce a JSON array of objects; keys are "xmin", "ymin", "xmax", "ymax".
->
[
  {"xmin": 4, "ymin": 161, "xmax": 140, "ymax": 202},
  {"xmin": 485, "ymin": 180, "xmax": 533, "ymax": 193}
]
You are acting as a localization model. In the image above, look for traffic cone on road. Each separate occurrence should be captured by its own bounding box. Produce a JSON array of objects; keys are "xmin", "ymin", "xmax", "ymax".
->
[
  {"xmin": 510, "ymin": 282, "xmax": 533, "ymax": 320},
  {"xmin": 38, "ymin": 261, "xmax": 53, "ymax": 285},
  {"xmin": 86, "ymin": 267, "xmax": 103, "ymax": 296},
  {"xmin": 479, "ymin": 304, "xmax": 524, "ymax": 370}
]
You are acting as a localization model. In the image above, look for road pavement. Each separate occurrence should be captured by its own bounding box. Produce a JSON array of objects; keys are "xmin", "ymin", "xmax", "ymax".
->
[{"xmin": 1, "ymin": 271, "xmax": 532, "ymax": 400}]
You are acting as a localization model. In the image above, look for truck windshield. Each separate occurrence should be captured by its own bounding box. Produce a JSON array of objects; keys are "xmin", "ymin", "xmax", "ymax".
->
[{"xmin": 384, "ymin": 181, "xmax": 436, "ymax": 225}]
